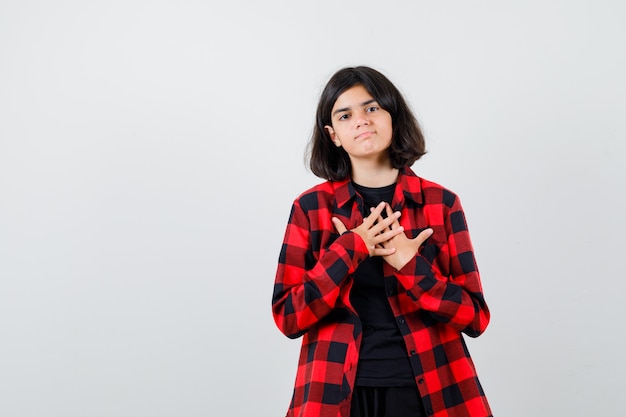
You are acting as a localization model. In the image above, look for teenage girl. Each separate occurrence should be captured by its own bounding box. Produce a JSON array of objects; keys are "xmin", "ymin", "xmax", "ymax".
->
[{"xmin": 272, "ymin": 66, "xmax": 492, "ymax": 417}]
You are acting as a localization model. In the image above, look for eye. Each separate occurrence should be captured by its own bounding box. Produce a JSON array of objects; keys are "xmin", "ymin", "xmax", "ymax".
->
[
  {"xmin": 338, "ymin": 113, "xmax": 350, "ymax": 121},
  {"xmin": 366, "ymin": 106, "xmax": 379, "ymax": 113}
]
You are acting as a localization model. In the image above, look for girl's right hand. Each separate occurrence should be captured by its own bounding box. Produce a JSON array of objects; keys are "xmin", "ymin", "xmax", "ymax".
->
[{"xmin": 331, "ymin": 201, "xmax": 404, "ymax": 257}]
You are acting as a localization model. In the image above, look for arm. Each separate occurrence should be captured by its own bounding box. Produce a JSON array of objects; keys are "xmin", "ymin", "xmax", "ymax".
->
[
  {"xmin": 382, "ymin": 198, "xmax": 490, "ymax": 337},
  {"xmin": 272, "ymin": 200, "xmax": 405, "ymax": 339},
  {"xmin": 271, "ymin": 200, "xmax": 369, "ymax": 339}
]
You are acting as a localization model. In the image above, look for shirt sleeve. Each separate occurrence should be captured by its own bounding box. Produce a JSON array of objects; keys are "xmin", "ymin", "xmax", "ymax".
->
[
  {"xmin": 272, "ymin": 199, "xmax": 369, "ymax": 339},
  {"xmin": 393, "ymin": 194, "xmax": 490, "ymax": 337}
]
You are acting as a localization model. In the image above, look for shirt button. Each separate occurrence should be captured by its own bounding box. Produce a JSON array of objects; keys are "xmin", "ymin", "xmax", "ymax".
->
[
  {"xmin": 426, "ymin": 409, "xmax": 433, "ymax": 415},
  {"xmin": 418, "ymin": 378, "xmax": 424, "ymax": 384},
  {"xmin": 387, "ymin": 289, "xmax": 394, "ymax": 295},
  {"xmin": 398, "ymin": 318, "xmax": 405, "ymax": 324},
  {"xmin": 410, "ymin": 350, "xmax": 416, "ymax": 355}
]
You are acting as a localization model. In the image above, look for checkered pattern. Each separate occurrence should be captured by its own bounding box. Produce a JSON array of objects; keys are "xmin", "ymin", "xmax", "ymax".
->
[{"xmin": 272, "ymin": 167, "xmax": 492, "ymax": 417}]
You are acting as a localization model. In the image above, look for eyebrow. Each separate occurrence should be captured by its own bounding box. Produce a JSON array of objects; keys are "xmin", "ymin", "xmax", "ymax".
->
[{"xmin": 332, "ymin": 99, "xmax": 377, "ymax": 116}]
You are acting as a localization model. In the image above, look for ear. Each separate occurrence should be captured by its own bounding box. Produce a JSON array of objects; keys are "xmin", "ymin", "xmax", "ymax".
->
[{"xmin": 325, "ymin": 125, "xmax": 341, "ymax": 147}]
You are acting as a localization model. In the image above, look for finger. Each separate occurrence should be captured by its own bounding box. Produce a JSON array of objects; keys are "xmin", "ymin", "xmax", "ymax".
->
[
  {"xmin": 370, "ymin": 210, "xmax": 401, "ymax": 235},
  {"xmin": 376, "ymin": 204, "xmax": 394, "ymax": 234},
  {"xmin": 414, "ymin": 228, "xmax": 434, "ymax": 246},
  {"xmin": 373, "ymin": 224, "xmax": 405, "ymax": 244},
  {"xmin": 370, "ymin": 206, "xmax": 389, "ymax": 233},
  {"xmin": 371, "ymin": 246, "xmax": 396, "ymax": 257},
  {"xmin": 363, "ymin": 202, "xmax": 386, "ymax": 228},
  {"xmin": 331, "ymin": 217, "xmax": 348, "ymax": 235},
  {"xmin": 385, "ymin": 203, "xmax": 402, "ymax": 229}
]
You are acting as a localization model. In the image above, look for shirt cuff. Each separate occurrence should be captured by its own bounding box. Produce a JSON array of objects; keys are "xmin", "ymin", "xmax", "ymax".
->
[{"xmin": 394, "ymin": 255, "xmax": 436, "ymax": 292}]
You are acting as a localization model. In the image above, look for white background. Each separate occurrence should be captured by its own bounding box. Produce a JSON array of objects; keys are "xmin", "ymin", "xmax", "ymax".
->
[{"xmin": 1, "ymin": 1, "xmax": 625, "ymax": 416}]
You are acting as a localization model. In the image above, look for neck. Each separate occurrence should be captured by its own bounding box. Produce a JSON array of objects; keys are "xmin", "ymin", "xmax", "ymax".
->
[{"xmin": 351, "ymin": 160, "xmax": 399, "ymax": 187}]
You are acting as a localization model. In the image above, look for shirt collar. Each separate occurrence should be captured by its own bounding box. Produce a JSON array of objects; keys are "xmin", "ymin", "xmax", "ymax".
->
[
  {"xmin": 332, "ymin": 167, "xmax": 424, "ymax": 208},
  {"xmin": 397, "ymin": 166, "xmax": 424, "ymax": 205}
]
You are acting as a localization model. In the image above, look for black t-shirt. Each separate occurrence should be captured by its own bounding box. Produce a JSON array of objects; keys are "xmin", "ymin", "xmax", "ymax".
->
[{"xmin": 351, "ymin": 182, "xmax": 415, "ymax": 387}]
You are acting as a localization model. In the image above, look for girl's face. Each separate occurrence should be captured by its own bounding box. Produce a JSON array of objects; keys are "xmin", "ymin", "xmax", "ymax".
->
[{"xmin": 325, "ymin": 85, "xmax": 393, "ymax": 165}]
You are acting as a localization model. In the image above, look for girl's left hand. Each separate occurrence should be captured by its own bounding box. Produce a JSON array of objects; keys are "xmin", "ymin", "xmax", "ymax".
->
[{"xmin": 376, "ymin": 203, "xmax": 433, "ymax": 270}]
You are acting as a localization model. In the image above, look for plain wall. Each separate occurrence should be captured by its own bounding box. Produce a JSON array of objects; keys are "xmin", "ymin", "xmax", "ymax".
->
[{"xmin": 1, "ymin": 1, "xmax": 625, "ymax": 416}]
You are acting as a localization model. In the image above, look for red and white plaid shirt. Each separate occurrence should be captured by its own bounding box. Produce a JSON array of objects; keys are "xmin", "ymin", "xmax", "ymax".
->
[{"xmin": 272, "ymin": 167, "xmax": 492, "ymax": 417}]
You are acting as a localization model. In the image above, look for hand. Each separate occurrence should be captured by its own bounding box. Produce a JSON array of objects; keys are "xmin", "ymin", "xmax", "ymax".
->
[
  {"xmin": 331, "ymin": 202, "xmax": 405, "ymax": 257},
  {"xmin": 376, "ymin": 203, "xmax": 433, "ymax": 270}
]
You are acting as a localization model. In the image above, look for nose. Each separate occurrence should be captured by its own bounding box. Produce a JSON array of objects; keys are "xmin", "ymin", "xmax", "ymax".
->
[{"xmin": 355, "ymin": 111, "xmax": 370, "ymax": 127}]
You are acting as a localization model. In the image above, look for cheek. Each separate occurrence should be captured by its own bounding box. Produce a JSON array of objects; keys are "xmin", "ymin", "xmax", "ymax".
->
[
  {"xmin": 377, "ymin": 115, "xmax": 393, "ymax": 136},
  {"xmin": 333, "ymin": 127, "xmax": 348, "ymax": 140},
  {"xmin": 383, "ymin": 125, "xmax": 393, "ymax": 142},
  {"xmin": 385, "ymin": 115, "xmax": 393, "ymax": 131}
]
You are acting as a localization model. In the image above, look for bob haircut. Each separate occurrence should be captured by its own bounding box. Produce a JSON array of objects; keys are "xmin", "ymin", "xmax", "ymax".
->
[{"xmin": 308, "ymin": 66, "xmax": 426, "ymax": 181}]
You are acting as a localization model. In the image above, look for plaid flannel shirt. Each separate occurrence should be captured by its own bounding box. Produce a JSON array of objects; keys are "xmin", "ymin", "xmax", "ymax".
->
[{"xmin": 272, "ymin": 167, "xmax": 492, "ymax": 417}]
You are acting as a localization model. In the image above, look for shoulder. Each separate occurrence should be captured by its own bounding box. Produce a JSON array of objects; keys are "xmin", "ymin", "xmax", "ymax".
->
[
  {"xmin": 292, "ymin": 180, "xmax": 336, "ymax": 211},
  {"xmin": 403, "ymin": 168, "xmax": 459, "ymax": 209},
  {"xmin": 421, "ymin": 178, "xmax": 459, "ymax": 207}
]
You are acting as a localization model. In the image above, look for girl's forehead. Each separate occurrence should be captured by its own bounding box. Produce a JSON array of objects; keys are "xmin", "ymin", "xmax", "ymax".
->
[{"xmin": 332, "ymin": 85, "xmax": 374, "ymax": 109}]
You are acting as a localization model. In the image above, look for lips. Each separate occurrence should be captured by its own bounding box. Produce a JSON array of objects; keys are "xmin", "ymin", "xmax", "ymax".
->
[{"xmin": 355, "ymin": 131, "xmax": 374, "ymax": 140}]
